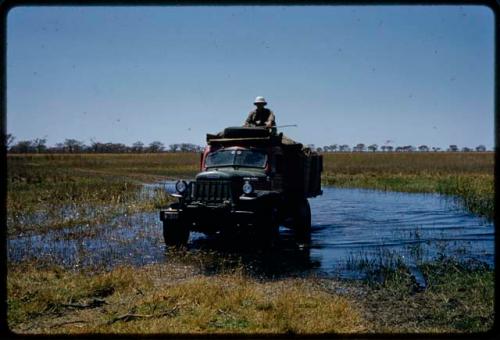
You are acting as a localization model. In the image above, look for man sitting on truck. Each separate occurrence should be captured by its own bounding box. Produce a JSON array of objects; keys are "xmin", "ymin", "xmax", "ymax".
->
[{"xmin": 244, "ymin": 96, "xmax": 276, "ymax": 128}]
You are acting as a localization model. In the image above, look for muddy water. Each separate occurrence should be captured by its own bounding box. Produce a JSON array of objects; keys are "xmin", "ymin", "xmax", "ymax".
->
[{"xmin": 8, "ymin": 185, "xmax": 494, "ymax": 278}]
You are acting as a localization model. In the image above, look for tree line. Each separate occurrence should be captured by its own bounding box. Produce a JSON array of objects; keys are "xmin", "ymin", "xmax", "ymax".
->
[
  {"xmin": 308, "ymin": 143, "xmax": 488, "ymax": 152},
  {"xmin": 5, "ymin": 134, "xmax": 489, "ymax": 153},
  {"xmin": 5, "ymin": 135, "xmax": 203, "ymax": 153}
]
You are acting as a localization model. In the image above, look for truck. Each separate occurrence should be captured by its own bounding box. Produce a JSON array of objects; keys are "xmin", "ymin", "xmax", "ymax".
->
[{"xmin": 159, "ymin": 126, "xmax": 323, "ymax": 246}]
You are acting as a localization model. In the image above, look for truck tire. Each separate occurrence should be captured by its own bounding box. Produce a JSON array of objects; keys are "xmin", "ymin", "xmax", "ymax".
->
[
  {"xmin": 293, "ymin": 199, "xmax": 311, "ymax": 242},
  {"xmin": 163, "ymin": 219, "xmax": 189, "ymax": 247},
  {"xmin": 255, "ymin": 207, "xmax": 279, "ymax": 246}
]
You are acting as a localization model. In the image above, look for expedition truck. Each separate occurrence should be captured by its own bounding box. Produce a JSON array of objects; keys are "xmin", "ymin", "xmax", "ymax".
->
[{"xmin": 159, "ymin": 126, "xmax": 323, "ymax": 246}]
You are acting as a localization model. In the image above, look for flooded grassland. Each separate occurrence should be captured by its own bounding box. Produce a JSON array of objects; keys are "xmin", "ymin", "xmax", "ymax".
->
[{"xmin": 6, "ymin": 153, "xmax": 495, "ymax": 334}]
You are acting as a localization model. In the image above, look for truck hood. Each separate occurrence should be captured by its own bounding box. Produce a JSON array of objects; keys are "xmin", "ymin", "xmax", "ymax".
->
[{"xmin": 196, "ymin": 169, "xmax": 266, "ymax": 180}]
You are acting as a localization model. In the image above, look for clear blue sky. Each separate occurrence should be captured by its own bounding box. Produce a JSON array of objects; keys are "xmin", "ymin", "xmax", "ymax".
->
[{"xmin": 7, "ymin": 5, "xmax": 495, "ymax": 149}]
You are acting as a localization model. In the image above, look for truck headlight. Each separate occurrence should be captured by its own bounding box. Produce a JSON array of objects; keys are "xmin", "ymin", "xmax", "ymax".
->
[
  {"xmin": 242, "ymin": 181, "xmax": 253, "ymax": 195},
  {"xmin": 175, "ymin": 180, "xmax": 187, "ymax": 193}
]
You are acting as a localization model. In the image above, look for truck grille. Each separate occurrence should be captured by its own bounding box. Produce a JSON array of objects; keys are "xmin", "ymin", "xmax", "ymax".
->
[{"xmin": 189, "ymin": 180, "xmax": 232, "ymax": 202}]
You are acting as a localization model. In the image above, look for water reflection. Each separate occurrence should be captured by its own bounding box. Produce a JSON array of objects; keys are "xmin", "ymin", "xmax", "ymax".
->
[{"xmin": 186, "ymin": 229, "xmax": 320, "ymax": 278}]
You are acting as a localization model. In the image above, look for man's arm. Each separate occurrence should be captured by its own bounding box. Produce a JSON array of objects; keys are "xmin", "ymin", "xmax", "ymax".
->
[
  {"xmin": 244, "ymin": 111, "xmax": 255, "ymax": 127},
  {"xmin": 264, "ymin": 110, "xmax": 276, "ymax": 127}
]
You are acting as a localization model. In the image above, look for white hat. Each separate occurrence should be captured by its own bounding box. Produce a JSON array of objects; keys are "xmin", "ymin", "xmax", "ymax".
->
[{"xmin": 254, "ymin": 96, "xmax": 267, "ymax": 105}]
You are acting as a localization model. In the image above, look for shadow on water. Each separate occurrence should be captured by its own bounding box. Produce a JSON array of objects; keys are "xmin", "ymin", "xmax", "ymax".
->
[{"xmin": 8, "ymin": 184, "xmax": 495, "ymax": 280}]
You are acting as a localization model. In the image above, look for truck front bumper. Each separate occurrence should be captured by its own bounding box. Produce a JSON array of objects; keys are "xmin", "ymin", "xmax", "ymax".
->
[{"xmin": 159, "ymin": 203, "xmax": 261, "ymax": 231}]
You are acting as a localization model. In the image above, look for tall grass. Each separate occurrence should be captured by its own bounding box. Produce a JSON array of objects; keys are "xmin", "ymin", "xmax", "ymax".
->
[{"xmin": 7, "ymin": 153, "xmax": 198, "ymax": 235}]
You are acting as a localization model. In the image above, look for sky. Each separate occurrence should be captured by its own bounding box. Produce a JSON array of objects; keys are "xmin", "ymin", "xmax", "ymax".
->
[{"xmin": 6, "ymin": 5, "xmax": 495, "ymax": 149}]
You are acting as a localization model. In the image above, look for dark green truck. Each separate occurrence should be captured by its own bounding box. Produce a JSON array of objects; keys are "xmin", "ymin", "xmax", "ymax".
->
[{"xmin": 159, "ymin": 126, "xmax": 323, "ymax": 246}]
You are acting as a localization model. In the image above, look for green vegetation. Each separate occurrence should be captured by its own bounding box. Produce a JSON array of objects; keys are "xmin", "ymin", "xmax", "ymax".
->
[
  {"xmin": 334, "ymin": 252, "xmax": 494, "ymax": 333},
  {"xmin": 322, "ymin": 152, "xmax": 494, "ymax": 219},
  {"xmin": 7, "ymin": 153, "xmax": 198, "ymax": 235}
]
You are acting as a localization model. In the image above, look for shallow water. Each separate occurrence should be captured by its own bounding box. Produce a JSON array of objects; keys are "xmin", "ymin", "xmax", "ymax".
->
[{"xmin": 8, "ymin": 184, "xmax": 494, "ymax": 279}]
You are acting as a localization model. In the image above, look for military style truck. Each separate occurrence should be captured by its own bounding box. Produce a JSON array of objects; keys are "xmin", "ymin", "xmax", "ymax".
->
[{"xmin": 159, "ymin": 126, "xmax": 323, "ymax": 246}]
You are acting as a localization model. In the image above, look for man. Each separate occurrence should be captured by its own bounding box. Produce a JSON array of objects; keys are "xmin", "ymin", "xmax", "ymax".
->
[{"xmin": 244, "ymin": 96, "xmax": 276, "ymax": 128}]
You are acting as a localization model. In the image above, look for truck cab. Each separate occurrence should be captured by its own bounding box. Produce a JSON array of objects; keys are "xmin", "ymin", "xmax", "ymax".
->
[{"xmin": 159, "ymin": 126, "xmax": 322, "ymax": 246}]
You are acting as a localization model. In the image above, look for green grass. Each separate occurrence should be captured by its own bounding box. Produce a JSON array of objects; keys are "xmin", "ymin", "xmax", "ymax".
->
[
  {"xmin": 7, "ymin": 153, "xmax": 199, "ymax": 235},
  {"xmin": 354, "ymin": 259, "xmax": 495, "ymax": 333}
]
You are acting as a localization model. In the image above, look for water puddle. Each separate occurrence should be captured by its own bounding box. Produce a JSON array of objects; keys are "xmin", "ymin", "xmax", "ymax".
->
[{"xmin": 8, "ymin": 184, "xmax": 494, "ymax": 279}]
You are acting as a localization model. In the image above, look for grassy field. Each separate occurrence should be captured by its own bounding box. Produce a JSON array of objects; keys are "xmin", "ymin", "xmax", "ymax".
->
[
  {"xmin": 7, "ymin": 153, "xmax": 198, "ymax": 235},
  {"xmin": 6, "ymin": 152, "xmax": 495, "ymax": 334}
]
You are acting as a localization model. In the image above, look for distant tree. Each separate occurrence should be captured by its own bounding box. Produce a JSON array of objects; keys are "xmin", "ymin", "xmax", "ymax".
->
[
  {"xmin": 448, "ymin": 144, "xmax": 459, "ymax": 152},
  {"xmin": 329, "ymin": 144, "xmax": 338, "ymax": 152},
  {"xmin": 5, "ymin": 133, "xmax": 15, "ymax": 149},
  {"xmin": 178, "ymin": 143, "xmax": 200, "ymax": 152},
  {"xmin": 339, "ymin": 144, "xmax": 350, "ymax": 152},
  {"xmin": 395, "ymin": 146, "xmax": 403, "ymax": 152},
  {"xmin": 90, "ymin": 139, "xmax": 101, "ymax": 152},
  {"xmin": 432, "ymin": 147, "xmax": 441, "ymax": 152},
  {"xmin": 462, "ymin": 147, "xmax": 473, "ymax": 152},
  {"xmin": 132, "ymin": 141, "xmax": 144, "ymax": 153},
  {"xmin": 10, "ymin": 140, "xmax": 35, "ymax": 153},
  {"xmin": 403, "ymin": 145, "xmax": 416, "ymax": 152},
  {"xmin": 386, "ymin": 145, "xmax": 394, "ymax": 152},
  {"xmin": 316, "ymin": 147, "xmax": 323, "ymax": 153},
  {"xmin": 353, "ymin": 143, "xmax": 365, "ymax": 152},
  {"xmin": 476, "ymin": 145, "xmax": 486, "ymax": 152},
  {"xmin": 52, "ymin": 143, "xmax": 66, "ymax": 153},
  {"xmin": 169, "ymin": 143, "xmax": 179, "ymax": 152},
  {"xmin": 64, "ymin": 139, "xmax": 85, "ymax": 153},
  {"xmin": 107, "ymin": 143, "xmax": 127, "ymax": 153},
  {"xmin": 367, "ymin": 144, "xmax": 378, "ymax": 152},
  {"xmin": 149, "ymin": 141, "xmax": 164, "ymax": 153},
  {"xmin": 380, "ymin": 145, "xmax": 386, "ymax": 152},
  {"xmin": 31, "ymin": 138, "xmax": 47, "ymax": 153}
]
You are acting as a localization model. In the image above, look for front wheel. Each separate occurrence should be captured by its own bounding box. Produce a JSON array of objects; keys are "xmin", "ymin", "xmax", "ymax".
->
[
  {"xmin": 255, "ymin": 207, "xmax": 280, "ymax": 246},
  {"xmin": 293, "ymin": 199, "xmax": 311, "ymax": 242},
  {"xmin": 163, "ymin": 219, "xmax": 190, "ymax": 247}
]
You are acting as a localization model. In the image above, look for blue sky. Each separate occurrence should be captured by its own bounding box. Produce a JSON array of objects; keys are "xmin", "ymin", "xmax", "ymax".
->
[{"xmin": 7, "ymin": 5, "xmax": 495, "ymax": 149}]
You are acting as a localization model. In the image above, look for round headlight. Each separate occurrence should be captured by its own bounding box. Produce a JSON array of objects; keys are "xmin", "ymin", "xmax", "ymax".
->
[
  {"xmin": 242, "ymin": 181, "xmax": 253, "ymax": 195},
  {"xmin": 175, "ymin": 180, "xmax": 187, "ymax": 193}
]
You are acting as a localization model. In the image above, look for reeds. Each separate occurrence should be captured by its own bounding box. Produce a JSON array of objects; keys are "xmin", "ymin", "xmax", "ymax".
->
[{"xmin": 7, "ymin": 153, "xmax": 197, "ymax": 235}]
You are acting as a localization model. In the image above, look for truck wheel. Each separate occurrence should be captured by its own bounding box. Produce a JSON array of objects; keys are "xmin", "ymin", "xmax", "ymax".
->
[
  {"xmin": 293, "ymin": 199, "xmax": 311, "ymax": 242},
  {"xmin": 163, "ymin": 219, "xmax": 189, "ymax": 247},
  {"xmin": 256, "ymin": 208, "xmax": 279, "ymax": 245}
]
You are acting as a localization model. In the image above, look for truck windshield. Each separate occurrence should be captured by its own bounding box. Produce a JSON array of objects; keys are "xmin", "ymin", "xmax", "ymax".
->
[{"xmin": 205, "ymin": 149, "xmax": 267, "ymax": 168}]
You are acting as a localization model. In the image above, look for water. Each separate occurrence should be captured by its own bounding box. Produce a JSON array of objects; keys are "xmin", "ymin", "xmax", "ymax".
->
[{"xmin": 8, "ymin": 186, "xmax": 494, "ymax": 278}]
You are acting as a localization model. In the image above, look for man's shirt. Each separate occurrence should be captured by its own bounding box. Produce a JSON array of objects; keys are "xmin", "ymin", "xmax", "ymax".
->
[{"xmin": 244, "ymin": 108, "xmax": 276, "ymax": 127}]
